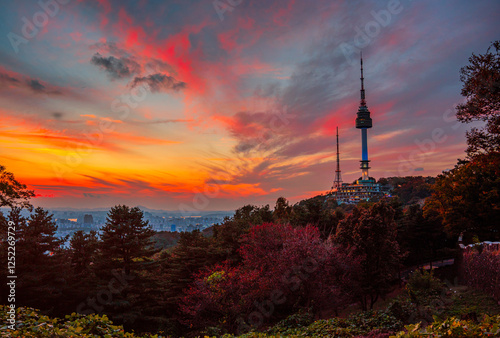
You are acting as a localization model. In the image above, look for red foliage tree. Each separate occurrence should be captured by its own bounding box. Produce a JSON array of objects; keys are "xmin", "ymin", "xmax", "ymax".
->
[{"xmin": 180, "ymin": 223, "xmax": 360, "ymax": 334}]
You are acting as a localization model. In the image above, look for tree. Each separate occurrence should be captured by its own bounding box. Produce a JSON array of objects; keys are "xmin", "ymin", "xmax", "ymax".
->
[
  {"xmin": 17, "ymin": 207, "xmax": 65, "ymax": 265},
  {"xmin": 211, "ymin": 204, "xmax": 274, "ymax": 265},
  {"xmin": 273, "ymin": 197, "xmax": 292, "ymax": 223},
  {"xmin": 233, "ymin": 204, "xmax": 274, "ymax": 224},
  {"xmin": 387, "ymin": 176, "xmax": 435, "ymax": 205},
  {"xmin": 99, "ymin": 205, "xmax": 157, "ymax": 275},
  {"xmin": 158, "ymin": 229, "xmax": 222, "ymax": 335},
  {"xmin": 94, "ymin": 205, "xmax": 160, "ymax": 329},
  {"xmin": 181, "ymin": 223, "xmax": 359, "ymax": 334},
  {"xmin": 397, "ymin": 204, "xmax": 450, "ymax": 267},
  {"xmin": 456, "ymin": 41, "xmax": 500, "ymax": 158},
  {"xmin": 289, "ymin": 196, "xmax": 343, "ymax": 239},
  {"xmin": 423, "ymin": 41, "xmax": 500, "ymax": 242},
  {"xmin": 424, "ymin": 153, "xmax": 500, "ymax": 241},
  {"xmin": 334, "ymin": 200, "xmax": 402, "ymax": 310},
  {"xmin": 0, "ymin": 165, "xmax": 35, "ymax": 210},
  {"xmin": 15, "ymin": 207, "xmax": 67, "ymax": 310},
  {"xmin": 70, "ymin": 230, "xmax": 99, "ymax": 274}
]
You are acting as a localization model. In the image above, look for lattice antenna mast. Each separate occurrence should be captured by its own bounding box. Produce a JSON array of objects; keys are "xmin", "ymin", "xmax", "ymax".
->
[{"xmin": 333, "ymin": 126, "xmax": 343, "ymax": 189}]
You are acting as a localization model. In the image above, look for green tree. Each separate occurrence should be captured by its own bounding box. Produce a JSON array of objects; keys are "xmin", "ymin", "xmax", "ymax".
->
[
  {"xmin": 70, "ymin": 230, "xmax": 99, "ymax": 274},
  {"xmin": 334, "ymin": 200, "xmax": 402, "ymax": 310},
  {"xmin": 0, "ymin": 165, "xmax": 35, "ymax": 210},
  {"xmin": 99, "ymin": 205, "xmax": 157, "ymax": 275},
  {"xmin": 397, "ymin": 204, "xmax": 450, "ymax": 267},
  {"xmin": 17, "ymin": 207, "xmax": 65, "ymax": 265},
  {"xmin": 161, "ymin": 229, "xmax": 220, "ymax": 334},
  {"xmin": 94, "ymin": 205, "xmax": 161, "ymax": 330},
  {"xmin": 290, "ymin": 196, "xmax": 343, "ymax": 239},
  {"xmin": 15, "ymin": 207, "xmax": 67, "ymax": 310},
  {"xmin": 456, "ymin": 40, "xmax": 500, "ymax": 158}
]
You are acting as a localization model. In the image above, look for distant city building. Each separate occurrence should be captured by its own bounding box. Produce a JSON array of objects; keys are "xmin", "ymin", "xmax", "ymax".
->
[
  {"xmin": 330, "ymin": 54, "xmax": 384, "ymax": 204},
  {"xmin": 83, "ymin": 214, "xmax": 93, "ymax": 225},
  {"xmin": 171, "ymin": 224, "xmax": 177, "ymax": 232}
]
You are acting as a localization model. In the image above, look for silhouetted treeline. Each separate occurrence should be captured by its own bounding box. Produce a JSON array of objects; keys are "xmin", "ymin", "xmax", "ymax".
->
[{"xmin": 0, "ymin": 194, "xmax": 458, "ymax": 336}]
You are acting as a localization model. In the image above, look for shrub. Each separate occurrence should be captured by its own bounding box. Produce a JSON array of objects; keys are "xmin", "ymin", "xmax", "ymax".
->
[
  {"xmin": 0, "ymin": 306, "xmax": 159, "ymax": 337},
  {"xmin": 258, "ymin": 309, "xmax": 402, "ymax": 337},
  {"xmin": 387, "ymin": 298, "xmax": 418, "ymax": 323},
  {"xmin": 265, "ymin": 309, "xmax": 313, "ymax": 334},
  {"xmin": 405, "ymin": 270, "xmax": 444, "ymax": 304},
  {"xmin": 393, "ymin": 315, "xmax": 500, "ymax": 337},
  {"xmin": 462, "ymin": 249, "xmax": 500, "ymax": 301}
]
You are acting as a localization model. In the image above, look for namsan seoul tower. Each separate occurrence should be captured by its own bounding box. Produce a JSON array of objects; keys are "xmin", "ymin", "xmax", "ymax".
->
[
  {"xmin": 328, "ymin": 53, "xmax": 383, "ymax": 204},
  {"xmin": 355, "ymin": 53, "xmax": 373, "ymax": 182}
]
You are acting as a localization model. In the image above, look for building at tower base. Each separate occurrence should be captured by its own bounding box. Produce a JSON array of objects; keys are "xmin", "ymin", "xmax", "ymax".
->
[{"xmin": 332, "ymin": 180, "xmax": 382, "ymax": 204}]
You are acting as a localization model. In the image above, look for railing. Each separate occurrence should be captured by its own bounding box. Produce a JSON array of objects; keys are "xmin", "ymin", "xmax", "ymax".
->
[{"xmin": 459, "ymin": 240, "xmax": 500, "ymax": 253}]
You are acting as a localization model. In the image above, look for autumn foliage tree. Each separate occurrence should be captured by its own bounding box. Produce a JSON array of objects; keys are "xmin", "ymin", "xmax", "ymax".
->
[
  {"xmin": 181, "ymin": 223, "xmax": 360, "ymax": 334},
  {"xmin": 424, "ymin": 153, "xmax": 500, "ymax": 241},
  {"xmin": 425, "ymin": 41, "xmax": 500, "ymax": 241},
  {"xmin": 334, "ymin": 200, "xmax": 402, "ymax": 310}
]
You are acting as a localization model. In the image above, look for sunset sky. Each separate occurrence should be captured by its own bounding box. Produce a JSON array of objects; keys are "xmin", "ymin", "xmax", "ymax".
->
[{"xmin": 0, "ymin": 0, "xmax": 499, "ymax": 211}]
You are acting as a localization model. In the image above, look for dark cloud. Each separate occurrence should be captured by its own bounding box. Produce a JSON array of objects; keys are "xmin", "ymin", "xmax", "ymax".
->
[
  {"xmin": 83, "ymin": 193, "xmax": 102, "ymax": 198},
  {"xmin": 126, "ymin": 119, "xmax": 192, "ymax": 124},
  {"xmin": 27, "ymin": 79, "xmax": 45, "ymax": 93},
  {"xmin": 1, "ymin": 72, "xmax": 60, "ymax": 95},
  {"xmin": 52, "ymin": 112, "xmax": 64, "ymax": 119},
  {"xmin": 0, "ymin": 72, "xmax": 20, "ymax": 85},
  {"xmin": 144, "ymin": 59, "xmax": 176, "ymax": 74},
  {"xmin": 90, "ymin": 53, "xmax": 140, "ymax": 79},
  {"xmin": 90, "ymin": 41, "xmax": 128, "ymax": 57},
  {"xmin": 130, "ymin": 73, "xmax": 186, "ymax": 93}
]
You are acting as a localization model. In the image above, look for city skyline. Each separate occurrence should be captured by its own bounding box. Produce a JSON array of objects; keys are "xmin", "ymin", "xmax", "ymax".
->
[{"xmin": 0, "ymin": 0, "xmax": 499, "ymax": 210}]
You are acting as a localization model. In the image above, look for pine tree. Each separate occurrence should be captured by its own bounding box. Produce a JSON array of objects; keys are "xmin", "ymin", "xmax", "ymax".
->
[
  {"xmin": 70, "ymin": 230, "xmax": 99, "ymax": 274},
  {"xmin": 16, "ymin": 207, "xmax": 68, "ymax": 311},
  {"xmin": 94, "ymin": 205, "xmax": 160, "ymax": 330},
  {"xmin": 163, "ymin": 230, "xmax": 218, "ymax": 312},
  {"xmin": 99, "ymin": 205, "xmax": 157, "ymax": 275}
]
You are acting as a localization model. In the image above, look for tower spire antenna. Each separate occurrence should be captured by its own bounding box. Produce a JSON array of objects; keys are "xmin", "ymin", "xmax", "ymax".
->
[{"xmin": 360, "ymin": 52, "xmax": 366, "ymax": 106}]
